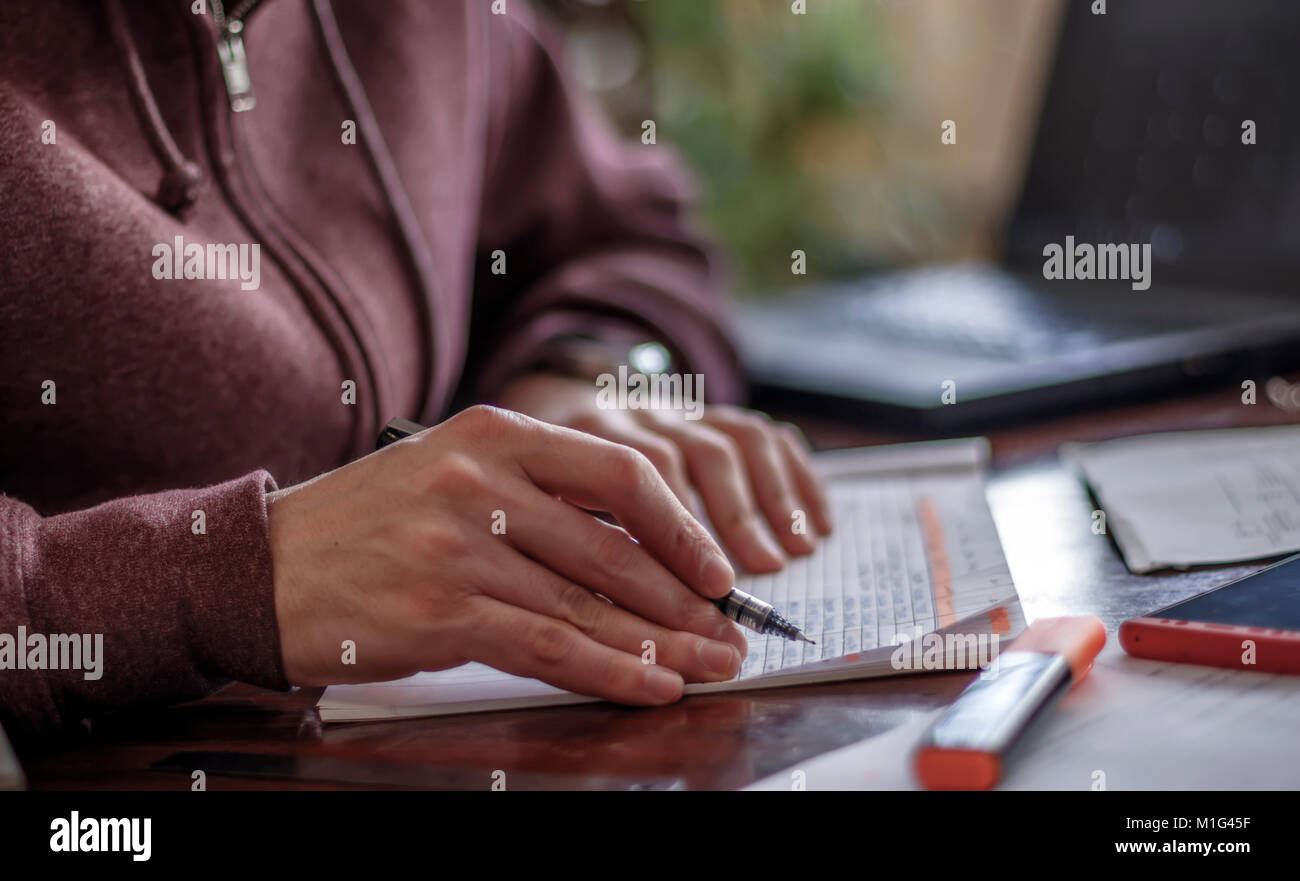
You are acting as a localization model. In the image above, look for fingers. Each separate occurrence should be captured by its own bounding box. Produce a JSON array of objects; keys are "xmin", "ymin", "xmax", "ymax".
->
[
  {"xmin": 498, "ymin": 478, "xmax": 749, "ymax": 657},
  {"xmin": 635, "ymin": 411, "xmax": 787, "ymax": 573},
  {"xmin": 475, "ymin": 533, "xmax": 743, "ymax": 682},
  {"xmin": 461, "ymin": 595, "xmax": 688, "ymax": 706},
  {"xmin": 494, "ymin": 410, "xmax": 736, "ymax": 599},
  {"xmin": 771, "ymin": 420, "xmax": 834, "ymax": 536},
  {"xmin": 566, "ymin": 415, "xmax": 698, "ymax": 514},
  {"xmin": 703, "ymin": 408, "xmax": 820, "ymax": 555}
]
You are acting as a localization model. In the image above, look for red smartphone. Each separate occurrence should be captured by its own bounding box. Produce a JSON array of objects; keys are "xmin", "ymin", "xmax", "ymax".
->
[{"xmin": 1120, "ymin": 552, "xmax": 1300, "ymax": 675}]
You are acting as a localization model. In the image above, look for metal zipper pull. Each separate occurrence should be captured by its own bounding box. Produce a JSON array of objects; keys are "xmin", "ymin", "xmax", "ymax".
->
[{"xmin": 217, "ymin": 19, "xmax": 256, "ymax": 112}]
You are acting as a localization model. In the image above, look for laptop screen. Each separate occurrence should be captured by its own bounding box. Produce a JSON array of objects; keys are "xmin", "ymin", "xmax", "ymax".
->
[{"xmin": 1004, "ymin": 0, "xmax": 1300, "ymax": 290}]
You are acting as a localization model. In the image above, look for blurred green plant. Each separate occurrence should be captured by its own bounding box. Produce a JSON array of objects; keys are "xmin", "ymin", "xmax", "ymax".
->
[
  {"xmin": 541, "ymin": 0, "xmax": 979, "ymax": 297},
  {"xmin": 628, "ymin": 0, "xmax": 901, "ymax": 295}
]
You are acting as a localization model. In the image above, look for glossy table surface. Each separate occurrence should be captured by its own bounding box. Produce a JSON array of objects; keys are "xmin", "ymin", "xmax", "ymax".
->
[{"xmin": 23, "ymin": 377, "xmax": 1299, "ymax": 789}]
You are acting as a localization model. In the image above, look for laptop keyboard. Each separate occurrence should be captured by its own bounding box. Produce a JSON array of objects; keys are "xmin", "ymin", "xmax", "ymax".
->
[{"xmin": 819, "ymin": 265, "xmax": 1172, "ymax": 361}]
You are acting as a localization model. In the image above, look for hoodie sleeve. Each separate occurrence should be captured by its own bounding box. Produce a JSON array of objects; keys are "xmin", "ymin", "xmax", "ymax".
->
[
  {"xmin": 467, "ymin": 3, "xmax": 744, "ymax": 405},
  {"xmin": 0, "ymin": 471, "xmax": 289, "ymax": 741}
]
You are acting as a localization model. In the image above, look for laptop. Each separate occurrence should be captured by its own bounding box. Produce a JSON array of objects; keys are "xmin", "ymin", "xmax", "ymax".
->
[{"xmin": 738, "ymin": 0, "xmax": 1300, "ymax": 431}]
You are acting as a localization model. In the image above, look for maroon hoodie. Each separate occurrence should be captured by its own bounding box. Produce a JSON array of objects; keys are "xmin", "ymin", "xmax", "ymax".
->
[{"xmin": 0, "ymin": 0, "xmax": 741, "ymax": 739}]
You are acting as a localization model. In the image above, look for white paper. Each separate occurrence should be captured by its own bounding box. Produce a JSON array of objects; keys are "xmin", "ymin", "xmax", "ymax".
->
[
  {"xmin": 319, "ymin": 438, "xmax": 1022, "ymax": 722},
  {"xmin": 1062, "ymin": 425, "xmax": 1300, "ymax": 573},
  {"xmin": 746, "ymin": 642, "xmax": 1300, "ymax": 790}
]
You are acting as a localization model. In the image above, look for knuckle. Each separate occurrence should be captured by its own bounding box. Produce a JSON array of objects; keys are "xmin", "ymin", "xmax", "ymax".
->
[
  {"xmin": 691, "ymin": 433, "xmax": 740, "ymax": 472},
  {"xmin": 669, "ymin": 526, "xmax": 717, "ymax": 583},
  {"xmin": 730, "ymin": 417, "xmax": 785, "ymax": 464},
  {"xmin": 732, "ymin": 411, "xmax": 771, "ymax": 440},
  {"xmin": 455, "ymin": 403, "xmax": 524, "ymax": 439},
  {"xmin": 556, "ymin": 580, "xmax": 607, "ymax": 635},
  {"xmin": 715, "ymin": 405, "xmax": 766, "ymax": 431},
  {"xmin": 420, "ymin": 452, "xmax": 483, "ymax": 500},
  {"xmin": 711, "ymin": 404, "xmax": 747, "ymax": 421},
  {"xmin": 441, "ymin": 523, "xmax": 474, "ymax": 558},
  {"xmin": 640, "ymin": 438, "xmax": 685, "ymax": 475},
  {"xmin": 608, "ymin": 445, "xmax": 655, "ymax": 493},
  {"xmin": 754, "ymin": 480, "xmax": 789, "ymax": 510},
  {"xmin": 527, "ymin": 620, "xmax": 578, "ymax": 667},
  {"xmin": 775, "ymin": 421, "xmax": 807, "ymax": 449},
  {"xmin": 455, "ymin": 403, "xmax": 497, "ymax": 427},
  {"xmin": 411, "ymin": 520, "xmax": 472, "ymax": 559},
  {"xmin": 592, "ymin": 525, "xmax": 641, "ymax": 581},
  {"xmin": 722, "ymin": 503, "xmax": 760, "ymax": 535},
  {"xmin": 750, "ymin": 469, "xmax": 791, "ymax": 508},
  {"xmin": 769, "ymin": 418, "xmax": 796, "ymax": 438},
  {"xmin": 409, "ymin": 587, "xmax": 475, "ymax": 640}
]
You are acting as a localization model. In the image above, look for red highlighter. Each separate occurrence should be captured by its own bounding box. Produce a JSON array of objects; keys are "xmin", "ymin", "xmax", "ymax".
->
[{"xmin": 912, "ymin": 616, "xmax": 1106, "ymax": 790}]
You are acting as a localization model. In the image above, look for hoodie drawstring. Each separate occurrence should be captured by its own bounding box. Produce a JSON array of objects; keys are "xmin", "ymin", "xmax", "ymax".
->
[
  {"xmin": 103, "ymin": 0, "xmax": 446, "ymax": 417},
  {"xmin": 308, "ymin": 0, "xmax": 446, "ymax": 420},
  {"xmin": 104, "ymin": 0, "xmax": 206, "ymax": 216}
]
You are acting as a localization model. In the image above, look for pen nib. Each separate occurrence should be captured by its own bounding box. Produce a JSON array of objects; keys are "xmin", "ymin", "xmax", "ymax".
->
[{"xmin": 798, "ymin": 633, "xmax": 816, "ymax": 645}]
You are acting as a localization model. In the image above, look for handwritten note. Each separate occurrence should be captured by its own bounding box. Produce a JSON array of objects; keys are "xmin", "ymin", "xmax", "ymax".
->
[{"xmin": 1063, "ymin": 426, "xmax": 1300, "ymax": 573}]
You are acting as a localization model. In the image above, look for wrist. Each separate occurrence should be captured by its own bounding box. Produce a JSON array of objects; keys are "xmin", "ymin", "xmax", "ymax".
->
[{"xmin": 526, "ymin": 335, "xmax": 675, "ymax": 384}]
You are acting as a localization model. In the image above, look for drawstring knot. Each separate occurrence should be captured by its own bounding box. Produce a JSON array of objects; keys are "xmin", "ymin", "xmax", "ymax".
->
[
  {"xmin": 157, "ymin": 160, "xmax": 205, "ymax": 215},
  {"xmin": 105, "ymin": 0, "xmax": 207, "ymax": 217}
]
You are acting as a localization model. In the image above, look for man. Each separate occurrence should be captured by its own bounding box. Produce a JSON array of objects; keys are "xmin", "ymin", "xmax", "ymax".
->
[{"xmin": 0, "ymin": 0, "xmax": 831, "ymax": 739}]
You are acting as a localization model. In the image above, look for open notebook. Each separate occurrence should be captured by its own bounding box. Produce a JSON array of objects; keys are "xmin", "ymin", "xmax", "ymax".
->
[{"xmin": 318, "ymin": 438, "xmax": 1024, "ymax": 722}]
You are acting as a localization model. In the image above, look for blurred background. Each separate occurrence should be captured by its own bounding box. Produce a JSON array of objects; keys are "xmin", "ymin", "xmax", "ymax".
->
[{"xmin": 538, "ymin": 0, "xmax": 1063, "ymax": 297}]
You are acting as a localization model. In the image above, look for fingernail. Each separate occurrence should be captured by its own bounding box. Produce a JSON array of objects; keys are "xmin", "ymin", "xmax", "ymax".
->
[
  {"xmin": 716, "ymin": 620, "xmax": 749, "ymax": 659},
  {"xmin": 702, "ymin": 553, "xmax": 735, "ymax": 594},
  {"xmin": 757, "ymin": 532, "xmax": 786, "ymax": 566},
  {"xmin": 819, "ymin": 510, "xmax": 835, "ymax": 535},
  {"xmin": 646, "ymin": 668, "xmax": 683, "ymax": 702},
  {"xmin": 700, "ymin": 640, "xmax": 740, "ymax": 676}
]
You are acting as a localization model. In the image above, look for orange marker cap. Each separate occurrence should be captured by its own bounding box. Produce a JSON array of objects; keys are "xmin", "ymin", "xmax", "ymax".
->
[{"xmin": 1006, "ymin": 615, "xmax": 1107, "ymax": 681}]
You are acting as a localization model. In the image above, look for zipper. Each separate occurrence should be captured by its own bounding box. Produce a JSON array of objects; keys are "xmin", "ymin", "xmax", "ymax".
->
[
  {"xmin": 212, "ymin": 0, "xmax": 265, "ymax": 112},
  {"xmin": 196, "ymin": 0, "xmax": 385, "ymax": 455}
]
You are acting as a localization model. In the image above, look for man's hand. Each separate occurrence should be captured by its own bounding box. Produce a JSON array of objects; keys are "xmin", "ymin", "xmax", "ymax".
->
[
  {"xmin": 498, "ymin": 373, "xmax": 834, "ymax": 573},
  {"xmin": 268, "ymin": 405, "xmax": 747, "ymax": 704}
]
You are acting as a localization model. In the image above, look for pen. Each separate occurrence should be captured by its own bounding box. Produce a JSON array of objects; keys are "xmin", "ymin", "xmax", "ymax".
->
[
  {"xmin": 377, "ymin": 417, "xmax": 816, "ymax": 645},
  {"xmin": 912, "ymin": 615, "xmax": 1106, "ymax": 790}
]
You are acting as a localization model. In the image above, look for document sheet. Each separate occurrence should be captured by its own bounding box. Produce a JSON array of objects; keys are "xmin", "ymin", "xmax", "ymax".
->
[
  {"xmin": 319, "ymin": 438, "xmax": 1023, "ymax": 722},
  {"xmin": 745, "ymin": 643, "xmax": 1300, "ymax": 790},
  {"xmin": 1062, "ymin": 425, "xmax": 1300, "ymax": 573}
]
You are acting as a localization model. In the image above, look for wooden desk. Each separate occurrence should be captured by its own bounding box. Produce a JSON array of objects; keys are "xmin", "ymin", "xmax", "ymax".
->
[{"xmin": 23, "ymin": 378, "xmax": 1299, "ymax": 790}]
